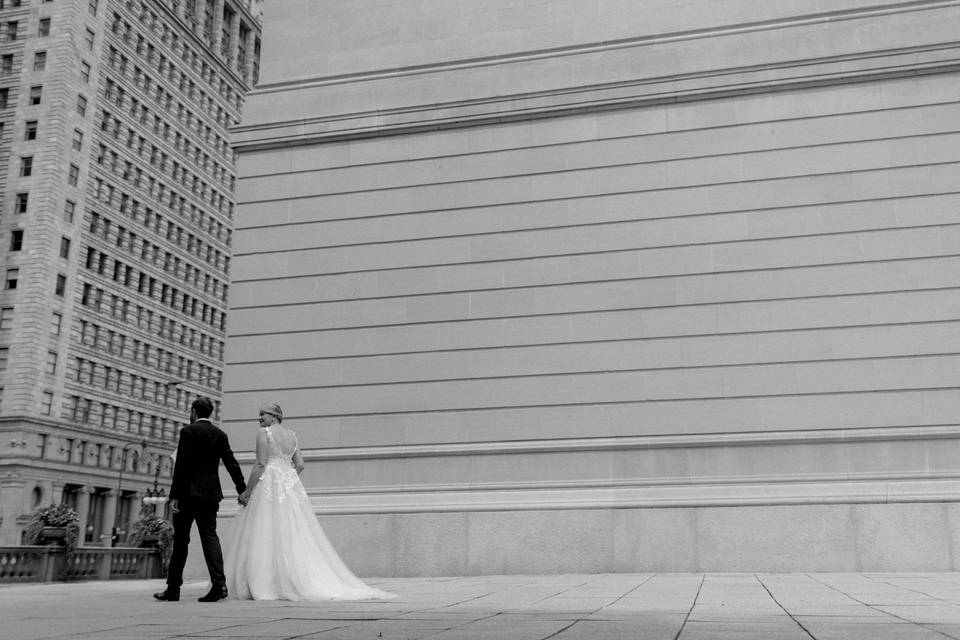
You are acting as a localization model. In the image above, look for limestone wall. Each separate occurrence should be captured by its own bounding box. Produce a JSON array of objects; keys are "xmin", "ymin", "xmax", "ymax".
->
[{"xmin": 222, "ymin": 0, "xmax": 960, "ymax": 574}]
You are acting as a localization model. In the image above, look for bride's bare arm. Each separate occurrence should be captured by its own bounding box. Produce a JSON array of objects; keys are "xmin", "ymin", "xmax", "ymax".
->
[
  {"xmin": 292, "ymin": 447, "xmax": 305, "ymax": 475},
  {"xmin": 239, "ymin": 429, "xmax": 269, "ymax": 502}
]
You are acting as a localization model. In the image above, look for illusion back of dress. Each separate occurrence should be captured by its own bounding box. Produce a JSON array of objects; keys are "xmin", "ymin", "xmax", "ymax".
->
[
  {"xmin": 260, "ymin": 426, "xmax": 302, "ymax": 503},
  {"xmin": 265, "ymin": 425, "xmax": 298, "ymax": 462}
]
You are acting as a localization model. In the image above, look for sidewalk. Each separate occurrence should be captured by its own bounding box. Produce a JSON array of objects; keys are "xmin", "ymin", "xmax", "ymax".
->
[{"xmin": 5, "ymin": 573, "xmax": 960, "ymax": 639}]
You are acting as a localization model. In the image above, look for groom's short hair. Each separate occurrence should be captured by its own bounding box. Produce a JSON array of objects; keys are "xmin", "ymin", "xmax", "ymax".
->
[{"xmin": 192, "ymin": 396, "xmax": 214, "ymax": 419}]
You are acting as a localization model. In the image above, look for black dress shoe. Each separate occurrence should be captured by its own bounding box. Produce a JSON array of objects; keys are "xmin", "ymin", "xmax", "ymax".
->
[
  {"xmin": 198, "ymin": 586, "xmax": 228, "ymax": 602},
  {"xmin": 153, "ymin": 589, "xmax": 180, "ymax": 601}
]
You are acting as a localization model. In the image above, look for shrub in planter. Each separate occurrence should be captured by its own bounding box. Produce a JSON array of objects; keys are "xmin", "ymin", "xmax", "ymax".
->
[
  {"xmin": 129, "ymin": 514, "xmax": 174, "ymax": 575},
  {"xmin": 23, "ymin": 504, "xmax": 81, "ymax": 558}
]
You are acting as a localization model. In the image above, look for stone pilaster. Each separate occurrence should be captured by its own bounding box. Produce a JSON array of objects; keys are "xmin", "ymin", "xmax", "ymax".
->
[
  {"xmin": 101, "ymin": 489, "xmax": 116, "ymax": 546},
  {"xmin": 75, "ymin": 486, "xmax": 92, "ymax": 547}
]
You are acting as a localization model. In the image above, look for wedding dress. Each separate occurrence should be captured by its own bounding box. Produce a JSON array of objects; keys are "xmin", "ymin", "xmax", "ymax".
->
[{"xmin": 224, "ymin": 425, "xmax": 395, "ymax": 601}]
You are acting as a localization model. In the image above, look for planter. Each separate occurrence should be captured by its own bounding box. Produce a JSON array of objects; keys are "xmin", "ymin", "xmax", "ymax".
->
[
  {"xmin": 38, "ymin": 527, "xmax": 67, "ymax": 546},
  {"xmin": 139, "ymin": 534, "xmax": 159, "ymax": 548}
]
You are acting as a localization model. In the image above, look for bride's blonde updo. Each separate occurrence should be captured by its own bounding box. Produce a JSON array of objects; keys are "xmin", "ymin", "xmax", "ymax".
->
[{"xmin": 259, "ymin": 402, "xmax": 283, "ymax": 423}]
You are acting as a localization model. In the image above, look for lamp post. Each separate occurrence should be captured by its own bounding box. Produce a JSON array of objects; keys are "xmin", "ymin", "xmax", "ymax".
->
[
  {"xmin": 142, "ymin": 453, "xmax": 169, "ymax": 515},
  {"xmin": 112, "ymin": 440, "xmax": 146, "ymax": 546}
]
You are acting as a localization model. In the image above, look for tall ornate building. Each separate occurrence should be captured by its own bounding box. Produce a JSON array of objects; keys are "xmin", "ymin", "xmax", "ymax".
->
[{"xmin": 0, "ymin": 0, "xmax": 260, "ymax": 546}]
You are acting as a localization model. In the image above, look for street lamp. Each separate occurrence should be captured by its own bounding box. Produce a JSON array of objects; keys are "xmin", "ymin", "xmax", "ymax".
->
[
  {"xmin": 142, "ymin": 453, "xmax": 169, "ymax": 514},
  {"xmin": 112, "ymin": 440, "xmax": 146, "ymax": 546}
]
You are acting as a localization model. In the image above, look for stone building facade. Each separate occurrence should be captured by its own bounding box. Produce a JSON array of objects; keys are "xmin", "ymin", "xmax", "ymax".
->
[
  {"xmin": 227, "ymin": 0, "xmax": 960, "ymax": 574},
  {"xmin": 0, "ymin": 0, "xmax": 260, "ymax": 546}
]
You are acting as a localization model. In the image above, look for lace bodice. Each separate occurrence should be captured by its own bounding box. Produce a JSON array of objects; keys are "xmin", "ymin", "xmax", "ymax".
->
[{"xmin": 258, "ymin": 426, "xmax": 305, "ymax": 504}]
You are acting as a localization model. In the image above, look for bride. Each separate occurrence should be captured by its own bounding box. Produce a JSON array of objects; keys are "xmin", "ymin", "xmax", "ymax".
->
[{"xmin": 224, "ymin": 403, "xmax": 395, "ymax": 601}]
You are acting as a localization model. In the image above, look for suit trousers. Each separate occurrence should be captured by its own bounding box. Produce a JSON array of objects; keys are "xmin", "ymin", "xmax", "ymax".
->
[{"xmin": 166, "ymin": 497, "xmax": 225, "ymax": 590}]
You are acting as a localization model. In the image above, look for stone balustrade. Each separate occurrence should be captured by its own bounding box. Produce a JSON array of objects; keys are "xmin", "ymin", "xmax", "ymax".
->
[{"xmin": 0, "ymin": 546, "xmax": 161, "ymax": 583}]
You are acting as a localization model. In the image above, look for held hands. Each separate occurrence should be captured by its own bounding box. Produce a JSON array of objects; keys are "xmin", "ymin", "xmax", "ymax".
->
[
  {"xmin": 169, "ymin": 498, "xmax": 179, "ymax": 514},
  {"xmin": 237, "ymin": 490, "xmax": 249, "ymax": 506}
]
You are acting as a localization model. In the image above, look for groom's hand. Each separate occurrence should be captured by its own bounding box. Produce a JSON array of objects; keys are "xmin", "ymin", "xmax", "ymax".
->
[{"xmin": 169, "ymin": 499, "xmax": 179, "ymax": 514}]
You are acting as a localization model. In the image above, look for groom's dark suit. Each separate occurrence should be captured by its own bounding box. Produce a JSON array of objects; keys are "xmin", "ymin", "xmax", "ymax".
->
[{"xmin": 165, "ymin": 417, "xmax": 246, "ymax": 595}]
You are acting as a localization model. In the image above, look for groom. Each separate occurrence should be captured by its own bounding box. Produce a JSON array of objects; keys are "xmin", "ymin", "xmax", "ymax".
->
[{"xmin": 154, "ymin": 396, "xmax": 246, "ymax": 603}]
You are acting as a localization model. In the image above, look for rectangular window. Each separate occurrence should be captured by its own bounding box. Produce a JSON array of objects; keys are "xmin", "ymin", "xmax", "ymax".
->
[
  {"xmin": 29, "ymin": 85, "xmax": 42, "ymax": 105},
  {"xmin": 59, "ymin": 236, "xmax": 70, "ymax": 259},
  {"xmin": 72, "ymin": 129, "xmax": 83, "ymax": 151},
  {"xmin": 38, "ymin": 18, "xmax": 50, "ymax": 37},
  {"xmin": 15, "ymin": 193, "xmax": 28, "ymax": 213},
  {"xmin": 88, "ymin": 0, "xmax": 98, "ymax": 16},
  {"xmin": 63, "ymin": 200, "xmax": 75, "ymax": 222},
  {"xmin": 67, "ymin": 164, "xmax": 79, "ymax": 186},
  {"xmin": 0, "ymin": 308, "xmax": 12, "ymax": 329},
  {"xmin": 33, "ymin": 51, "xmax": 46, "ymax": 71},
  {"xmin": 5, "ymin": 268, "xmax": 18, "ymax": 290},
  {"xmin": 76, "ymin": 95, "xmax": 87, "ymax": 116},
  {"xmin": 41, "ymin": 392, "xmax": 53, "ymax": 415},
  {"xmin": 9, "ymin": 229, "xmax": 22, "ymax": 251},
  {"xmin": 4, "ymin": 21, "xmax": 17, "ymax": 42},
  {"xmin": 45, "ymin": 351, "xmax": 57, "ymax": 375},
  {"xmin": 51, "ymin": 312, "xmax": 61, "ymax": 335},
  {"xmin": 0, "ymin": 348, "xmax": 7, "ymax": 370},
  {"xmin": 19, "ymin": 156, "xmax": 32, "ymax": 177},
  {"xmin": 1, "ymin": 54, "xmax": 11, "ymax": 75},
  {"xmin": 0, "ymin": 87, "xmax": 8, "ymax": 108},
  {"xmin": 55, "ymin": 273, "xmax": 66, "ymax": 296},
  {"xmin": 85, "ymin": 28, "xmax": 95, "ymax": 50},
  {"xmin": 80, "ymin": 61, "xmax": 90, "ymax": 83},
  {"xmin": 24, "ymin": 120, "xmax": 37, "ymax": 140}
]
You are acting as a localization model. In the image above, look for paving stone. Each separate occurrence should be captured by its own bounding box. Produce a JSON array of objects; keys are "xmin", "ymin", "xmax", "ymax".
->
[{"xmin": 5, "ymin": 574, "xmax": 960, "ymax": 639}]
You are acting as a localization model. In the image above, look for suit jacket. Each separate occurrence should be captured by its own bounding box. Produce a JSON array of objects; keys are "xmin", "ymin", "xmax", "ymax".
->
[{"xmin": 169, "ymin": 418, "xmax": 246, "ymax": 501}]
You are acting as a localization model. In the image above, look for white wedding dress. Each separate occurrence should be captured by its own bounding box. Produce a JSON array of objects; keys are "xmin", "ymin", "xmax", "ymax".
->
[{"xmin": 225, "ymin": 425, "xmax": 395, "ymax": 601}]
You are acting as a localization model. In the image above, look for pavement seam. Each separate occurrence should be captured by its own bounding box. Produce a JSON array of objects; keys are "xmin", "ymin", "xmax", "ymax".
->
[
  {"xmin": 671, "ymin": 573, "xmax": 705, "ymax": 640},
  {"xmin": 807, "ymin": 573, "xmax": 960, "ymax": 640},
  {"xmin": 754, "ymin": 573, "xmax": 817, "ymax": 640}
]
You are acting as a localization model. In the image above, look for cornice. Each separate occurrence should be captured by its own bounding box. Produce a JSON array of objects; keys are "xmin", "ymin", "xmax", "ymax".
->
[
  {"xmin": 233, "ymin": 45, "xmax": 960, "ymax": 152},
  {"xmin": 233, "ymin": 1, "xmax": 960, "ymax": 151}
]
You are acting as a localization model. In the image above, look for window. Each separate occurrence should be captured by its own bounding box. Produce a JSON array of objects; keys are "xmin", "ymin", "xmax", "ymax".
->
[
  {"xmin": 5, "ymin": 268, "xmax": 18, "ymax": 290},
  {"xmin": 85, "ymin": 28, "xmax": 95, "ymax": 50},
  {"xmin": 41, "ymin": 392, "xmax": 53, "ymax": 415},
  {"xmin": 29, "ymin": 85, "xmax": 42, "ymax": 105},
  {"xmin": 59, "ymin": 236, "xmax": 70, "ymax": 259},
  {"xmin": 33, "ymin": 51, "xmax": 46, "ymax": 72},
  {"xmin": 72, "ymin": 129, "xmax": 83, "ymax": 151},
  {"xmin": 15, "ymin": 193, "xmax": 28, "ymax": 213},
  {"xmin": 73, "ymin": 397, "xmax": 90, "ymax": 422},
  {"xmin": 88, "ymin": 0, "xmax": 98, "ymax": 16},
  {"xmin": 4, "ymin": 21, "xmax": 17, "ymax": 42},
  {"xmin": 9, "ymin": 230, "xmax": 22, "ymax": 251},
  {"xmin": 0, "ymin": 348, "xmax": 7, "ymax": 371},
  {"xmin": 50, "ymin": 312, "xmax": 61, "ymax": 335},
  {"xmin": 1, "ymin": 54, "xmax": 11, "ymax": 75},
  {"xmin": 55, "ymin": 273, "xmax": 66, "ymax": 296},
  {"xmin": 63, "ymin": 200, "xmax": 75, "ymax": 222},
  {"xmin": 0, "ymin": 308, "xmax": 12, "ymax": 330},
  {"xmin": 38, "ymin": 18, "xmax": 50, "ymax": 37},
  {"xmin": 45, "ymin": 351, "xmax": 57, "ymax": 375},
  {"xmin": 19, "ymin": 156, "xmax": 32, "ymax": 177},
  {"xmin": 76, "ymin": 95, "xmax": 87, "ymax": 116},
  {"xmin": 67, "ymin": 164, "xmax": 79, "ymax": 186},
  {"xmin": 24, "ymin": 120, "xmax": 37, "ymax": 140},
  {"xmin": 80, "ymin": 61, "xmax": 90, "ymax": 83}
]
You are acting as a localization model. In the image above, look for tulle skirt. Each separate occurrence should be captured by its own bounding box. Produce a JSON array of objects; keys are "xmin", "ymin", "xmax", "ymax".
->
[{"xmin": 224, "ymin": 464, "xmax": 395, "ymax": 601}]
